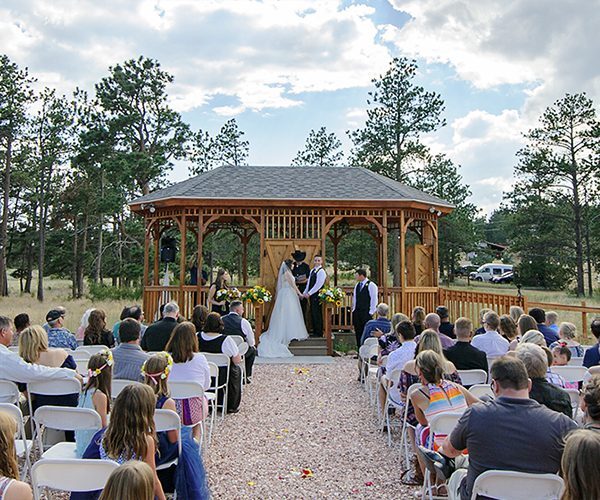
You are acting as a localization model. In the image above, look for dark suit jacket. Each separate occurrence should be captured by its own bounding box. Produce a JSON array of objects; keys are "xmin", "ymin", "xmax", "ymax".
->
[
  {"xmin": 584, "ymin": 344, "xmax": 600, "ymax": 368},
  {"xmin": 444, "ymin": 341, "xmax": 488, "ymax": 372},
  {"xmin": 140, "ymin": 317, "xmax": 177, "ymax": 352}
]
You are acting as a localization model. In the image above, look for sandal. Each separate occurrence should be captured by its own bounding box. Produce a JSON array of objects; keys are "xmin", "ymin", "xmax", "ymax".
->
[{"xmin": 401, "ymin": 468, "xmax": 423, "ymax": 486}]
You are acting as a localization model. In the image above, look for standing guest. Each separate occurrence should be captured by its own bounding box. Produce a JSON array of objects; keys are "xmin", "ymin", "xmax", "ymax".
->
[
  {"xmin": 351, "ymin": 269, "xmax": 378, "ymax": 348},
  {"xmin": 549, "ymin": 322, "xmax": 584, "ymax": 357},
  {"xmin": 412, "ymin": 307, "xmax": 426, "ymax": 336},
  {"xmin": 112, "ymin": 319, "xmax": 149, "ymax": 381},
  {"xmin": 76, "ymin": 309, "xmax": 95, "ymax": 341},
  {"xmin": 581, "ymin": 375, "xmax": 600, "ymax": 430},
  {"xmin": 99, "ymin": 461, "xmax": 155, "ymax": 500},
  {"xmin": 515, "ymin": 343, "xmax": 572, "ymax": 417},
  {"xmin": 76, "ymin": 351, "xmax": 112, "ymax": 457},
  {"xmin": 221, "ymin": 301, "xmax": 257, "ymax": 381},
  {"xmin": 45, "ymin": 308, "xmax": 77, "ymax": 350},
  {"xmin": 436, "ymin": 306, "xmax": 455, "ymax": 339},
  {"xmin": 291, "ymin": 250, "xmax": 311, "ymax": 317},
  {"xmin": 141, "ymin": 302, "xmax": 179, "ymax": 352},
  {"xmin": 18, "ymin": 325, "xmax": 79, "ymax": 413},
  {"xmin": 303, "ymin": 255, "xmax": 327, "ymax": 337},
  {"xmin": 360, "ymin": 303, "xmax": 391, "ymax": 346},
  {"xmin": 438, "ymin": 356, "xmax": 577, "ymax": 500},
  {"xmin": 42, "ymin": 306, "xmax": 67, "ymax": 333},
  {"xmin": 416, "ymin": 313, "xmax": 455, "ymax": 349},
  {"xmin": 498, "ymin": 314, "xmax": 519, "ymax": 350},
  {"xmin": 198, "ymin": 313, "xmax": 242, "ymax": 414},
  {"xmin": 0, "ymin": 411, "xmax": 33, "ymax": 500},
  {"xmin": 207, "ymin": 269, "xmax": 231, "ymax": 315},
  {"xmin": 583, "ymin": 318, "xmax": 600, "ymax": 368},
  {"xmin": 473, "ymin": 308, "xmax": 492, "ymax": 336},
  {"xmin": 0, "ymin": 316, "xmax": 80, "ymax": 402},
  {"xmin": 443, "ymin": 318, "xmax": 488, "ymax": 373},
  {"xmin": 84, "ymin": 309, "xmax": 115, "ymax": 348},
  {"xmin": 561, "ymin": 430, "xmax": 600, "ymax": 500},
  {"xmin": 528, "ymin": 307, "xmax": 559, "ymax": 346},
  {"xmin": 471, "ymin": 311, "xmax": 509, "ymax": 357},
  {"xmin": 545, "ymin": 310, "xmax": 559, "ymax": 335},
  {"xmin": 165, "ymin": 323, "xmax": 210, "ymax": 441},
  {"xmin": 191, "ymin": 305, "xmax": 209, "ymax": 334},
  {"xmin": 113, "ymin": 305, "xmax": 146, "ymax": 344},
  {"xmin": 509, "ymin": 305, "xmax": 524, "ymax": 324},
  {"xmin": 11, "ymin": 313, "xmax": 30, "ymax": 346}
]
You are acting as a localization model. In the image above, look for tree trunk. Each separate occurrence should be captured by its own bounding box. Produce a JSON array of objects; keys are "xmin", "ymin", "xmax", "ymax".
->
[
  {"xmin": 76, "ymin": 215, "xmax": 88, "ymax": 298},
  {"xmin": 0, "ymin": 137, "xmax": 13, "ymax": 296},
  {"xmin": 72, "ymin": 216, "xmax": 78, "ymax": 298},
  {"xmin": 572, "ymin": 177, "xmax": 585, "ymax": 297},
  {"xmin": 37, "ymin": 205, "xmax": 47, "ymax": 302},
  {"xmin": 95, "ymin": 171, "xmax": 105, "ymax": 284}
]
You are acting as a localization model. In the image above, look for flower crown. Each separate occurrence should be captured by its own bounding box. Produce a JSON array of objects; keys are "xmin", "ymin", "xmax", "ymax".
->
[
  {"xmin": 88, "ymin": 350, "xmax": 114, "ymax": 378},
  {"xmin": 141, "ymin": 352, "xmax": 173, "ymax": 385}
]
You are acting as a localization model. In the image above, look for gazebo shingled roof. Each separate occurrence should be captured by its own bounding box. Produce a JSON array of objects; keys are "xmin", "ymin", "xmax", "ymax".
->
[{"xmin": 130, "ymin": 165, "xmax": 453, "ymax": 208}]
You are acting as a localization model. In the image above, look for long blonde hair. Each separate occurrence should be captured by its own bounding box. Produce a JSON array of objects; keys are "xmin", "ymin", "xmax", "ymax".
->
[
  {"xmin": 417, "ymin": 329, "xmax": 444, "ymax": 357},
  {"xmin": 102, "ymin": 384, "xmax": 157, "ymax": 461},
  {"xmin": 18, "ymin": 325, "xmax": 48, "ymax": 363},
  {"xmin": 0, "ymin": 411, "xmax": 19, "ymax": 480},
  {"xmin": 561, "ymin": 430, "xmax": 600, "ymax": 500},
  {"xmin": 99, "ymin": 460, "xmax": 154, "ymax": 500}
]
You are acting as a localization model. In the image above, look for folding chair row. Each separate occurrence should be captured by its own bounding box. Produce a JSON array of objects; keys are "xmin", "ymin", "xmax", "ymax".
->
[{"xmin": 0, "ymin": 402, "xmax": 32, "ymax": 480}]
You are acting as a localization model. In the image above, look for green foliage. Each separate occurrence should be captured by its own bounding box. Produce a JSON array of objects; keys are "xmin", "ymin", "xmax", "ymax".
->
[
  {"xmin": 292, "ymin": 127, "xmax": 344, "ymax": 166},
  {"xmin": 87, "ymin": 281, "xmax": 142, "ymax": 301}
]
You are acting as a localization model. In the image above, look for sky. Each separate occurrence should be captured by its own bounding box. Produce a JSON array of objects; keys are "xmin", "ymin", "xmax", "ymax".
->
[{"xmin": 1, "ymin": 0, "xmax": 599, "ymax": 213}]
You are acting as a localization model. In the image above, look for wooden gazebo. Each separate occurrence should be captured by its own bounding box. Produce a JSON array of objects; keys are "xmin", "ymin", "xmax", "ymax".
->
[{"xmin": 130, "ymin": 166, "xmax": 453, "ymax": 349}]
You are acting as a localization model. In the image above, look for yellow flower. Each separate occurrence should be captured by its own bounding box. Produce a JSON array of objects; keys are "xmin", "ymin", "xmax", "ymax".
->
[
  {"xmin": 258, "ymin": 299, "xmax": 264, "ymax": 304},
  {"xmin": 335, "ymin": 301, "xmax": 342, "ymax": 306}
]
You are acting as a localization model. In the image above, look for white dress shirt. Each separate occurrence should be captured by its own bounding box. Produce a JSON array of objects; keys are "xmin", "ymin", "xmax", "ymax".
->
[
  {"xmin": 305, "ymin": 266, "xmax": 326, "ymax": 296},
  {"xmin": 471, "ymin": 330, "xmax": 509, "ymax": 357},
  {"xmin": 229, "ymin": 311, "xmax": 256, "ymax": 347},
  {"xmin": 385, "ymin": 340, "xmax": 417, "ymax": 376},
  {"xmin": 0, "ymin": 344, "xmax": 77, "ymax": 402},
  {"xmin": 352, "ymin": 280, "xmax": 379, "ymax": 315},
  {"xmin": 169, "ymin": 352, "xmax": 211, "ymax": 390}
]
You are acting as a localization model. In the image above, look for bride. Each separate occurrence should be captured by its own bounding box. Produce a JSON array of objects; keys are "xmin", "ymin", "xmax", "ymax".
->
[{"xmin": 258, "ymin": 259, "xmax": 309, "ymax": 357}]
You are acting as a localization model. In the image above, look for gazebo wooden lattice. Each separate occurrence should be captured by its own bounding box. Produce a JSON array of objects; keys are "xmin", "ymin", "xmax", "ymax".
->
[{"xmin": 130, "ymin": 166, "xmax": 453, "ymax": 352}]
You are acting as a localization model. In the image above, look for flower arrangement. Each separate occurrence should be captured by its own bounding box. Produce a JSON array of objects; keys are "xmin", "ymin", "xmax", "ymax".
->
[
  {"xmin": 141, "ymin": 352, "xmax": 174, "ymax": 383},
  {"xmin": 243, "ymin": 285, "xmax": 273, "ymax": 304},
  {"xmin": 88, "ymin": 349, "xmax": 114, "ymax": 378},
  {"xmin": 227, "ymin": 287, "xmax": 242, "ymax": 301},
  {"xmin": 215, "ymin": 288, "xmax": 229, "ymax": 302},
  {"xmin": 318, "ymin": 286, "xmax": 344, "ymax": 306}
]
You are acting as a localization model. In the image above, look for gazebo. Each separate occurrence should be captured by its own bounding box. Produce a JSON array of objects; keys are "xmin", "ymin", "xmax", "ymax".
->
[{"xmin": 129, "ymin": 165, "xmax": 453, "ymax": 352}]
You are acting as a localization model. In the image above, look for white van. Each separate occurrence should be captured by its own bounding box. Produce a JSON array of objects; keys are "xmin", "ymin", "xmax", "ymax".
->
[{"xmin": 470, "ymin": 263, "xmax": 513, "ymax": 282}]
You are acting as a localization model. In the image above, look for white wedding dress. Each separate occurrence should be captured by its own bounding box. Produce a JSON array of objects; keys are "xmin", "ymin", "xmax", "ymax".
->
[{"xmin": 257, "ymin": 264, "xmax": 309, "ymax": 357}]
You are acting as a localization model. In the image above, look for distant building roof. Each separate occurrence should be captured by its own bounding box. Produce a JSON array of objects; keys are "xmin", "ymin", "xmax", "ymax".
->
[{"xmin": 130, "ymin": 166, "xmax": 453, "ymax": 210}]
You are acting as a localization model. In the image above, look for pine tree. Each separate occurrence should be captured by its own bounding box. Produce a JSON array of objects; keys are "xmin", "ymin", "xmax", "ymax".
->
[
  {"xmin": 292, "ymin": 127, "xmax": 344, "ymax": 166},
  {"xmin": 213, "ymin": 118, "xmax": 249, "ymax": 166}
]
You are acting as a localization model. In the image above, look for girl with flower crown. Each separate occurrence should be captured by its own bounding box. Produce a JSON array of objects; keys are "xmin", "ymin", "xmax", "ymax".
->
[{"xmin": 75, "ymin": 350, "xmax": 112, "ymax": 457}]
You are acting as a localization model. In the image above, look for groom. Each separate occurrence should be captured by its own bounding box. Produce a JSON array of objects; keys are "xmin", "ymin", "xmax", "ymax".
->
[{"xmin": 303, "ymin": 255, "xmax": 327, "ymax": 337}]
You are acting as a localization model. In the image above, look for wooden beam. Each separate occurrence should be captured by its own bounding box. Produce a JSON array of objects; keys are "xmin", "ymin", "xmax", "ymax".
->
[
  {"xmin": 197, "ymin": 213, "xmax": 203, "ymax": 306},
  {"xmin": 143, "ymin": 217, "xmax": 150, "ymax": 288},
  {"xmin": 400, "ymin": 210, "xmax": 406, "ymax": 314},
  {"xmin": 179, "ymin": 214, "xmax": 187, "ymax": 315},
  {"xmin": 382, "ymin": 211, "xmax": 388, "ymax": 300}
]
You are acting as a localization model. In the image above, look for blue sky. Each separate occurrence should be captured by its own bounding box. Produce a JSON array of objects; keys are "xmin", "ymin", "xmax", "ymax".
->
[{"xmin": 1, "ymin": 0, "xmax": 598, "ymax": 213}]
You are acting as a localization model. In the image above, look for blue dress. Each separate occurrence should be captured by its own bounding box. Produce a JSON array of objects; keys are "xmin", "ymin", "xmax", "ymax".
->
[{"xmin": 75, "ymin": 389, "xmax": 102, "ymax": 458}]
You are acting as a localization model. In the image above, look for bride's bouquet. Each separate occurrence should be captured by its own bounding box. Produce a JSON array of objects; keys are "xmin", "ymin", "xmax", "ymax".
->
[
  {"xmin": 243, "ymin": 285, "xmax": 273, "ymax": 305},
  {"xmin": 227, "ymin": 287, "xmax": 242, "ymax": 301},
  {"xmin": 215, "ymin": 289, "xmax": 229, "ymax": 302},
  {"xmin": 318, "ymin": 286, "xmax": 344, "ymax": 307}
]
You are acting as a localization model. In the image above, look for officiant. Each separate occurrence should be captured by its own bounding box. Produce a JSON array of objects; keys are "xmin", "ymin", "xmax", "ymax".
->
[
  {"xmin": 352, "ymin": 269, "xmax": 379, "ymax": 347},
  {"xmin": 291, "ymin": 250, "xmax": 310, "ymax": 316}
]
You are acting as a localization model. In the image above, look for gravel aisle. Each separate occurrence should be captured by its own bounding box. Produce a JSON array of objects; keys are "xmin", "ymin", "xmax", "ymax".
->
[{"xmin": 205, "ymin": 357, "xmax": 416, "ymax": 499}]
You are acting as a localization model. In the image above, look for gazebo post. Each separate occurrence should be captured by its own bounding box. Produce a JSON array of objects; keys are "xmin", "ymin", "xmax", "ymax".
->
[
  {"xmin": 332, "ymin": 225, "xmax": 339, "ymax": 286},
  {"xmin": 143, "ymin": 218, "xmax": 150, "ymax": 288},
  {"xmin": 196, "ymin": 213, "xmax": 203, "ymax": 307},
  {"xmin": 241, "ymin": 228, "xmax": 249, "ymax": 286},
  {"xmin": 382, "ymin": 212, "xmax": 389, "ymax": 302},
  {"xmin": 179, "ymin": 214, "xmax": 187, "ymax": 316},
  {"xmin": 152, "ymin": 224, "xmax": 160, "ymax": 286},
  {"xmin": 400, "ymin": 210, "xmax": 406, "ymax": 314},
  {"xmin": 433, "ymin": 218, "xmax": 439, "ymax": 287}
]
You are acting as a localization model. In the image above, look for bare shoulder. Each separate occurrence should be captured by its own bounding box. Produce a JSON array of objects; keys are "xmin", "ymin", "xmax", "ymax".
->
[
  {"xmin": 163, "ymin": 397, "xmax": 176, "ymax": 412},
  {"xmin": 6, "ymin": 480, "xmax": 33, "ymax": 500}
]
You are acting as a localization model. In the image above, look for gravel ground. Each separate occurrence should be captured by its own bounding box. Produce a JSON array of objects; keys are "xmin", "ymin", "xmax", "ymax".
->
[{"xmin": 205, "ymin": 357, "xmax": 417, "ymax": 499}]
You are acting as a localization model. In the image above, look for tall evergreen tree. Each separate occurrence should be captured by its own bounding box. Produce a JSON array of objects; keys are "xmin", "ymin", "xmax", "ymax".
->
[
  {"xmin": 292, "ymin": 127, "xmax": 344, "ymax": 166},
  {"xmin": 213, "ymin": 118, "xmax": 249, "ymax": 166}
]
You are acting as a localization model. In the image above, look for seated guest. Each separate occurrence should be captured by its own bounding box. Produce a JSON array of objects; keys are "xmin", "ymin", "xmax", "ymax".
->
[
  {"xmin": 378, "ymin": 314, "xmax": 409, "ymax": 367},
  {"xmin": 583, "ymin": 318, "xmax": 600, "ymax": 368},
  {"xmin": 221, "ymin": 301, "xmax": 257, "ymax": 382},
  {"xmin": 0, "ymin": 410, "xmax": 33, "ymax": 499},
  {"xmin": 0, "ymin": 316, "xmax": 80, "ymax": 402},
  {"xmin": 99, "ymin": 461, "xmax": 154, "ymax": 500},
  {"xmin": 517, "ymin": 314, "xmax": 538, "ymax": 338},
  {"xmin": 545, "ymin": 310, "xmax": 560, "ymax": 334},
  {"xmin": 76, "ymin": 309, "xmax": 95, "ymax": 341},
  {"xmin": 412, "ymin": 307, "xmax": 426, "ymax": 336},
  {"xmin": 42, "ymin": 305, "xmax": 67, "ymax": 333},
  {"xmin": 520, "ymin": 329, "xmax": 546, "ymax": 347},
  {"xmin": 549, "ymin": 322, "xmax": 584, "ymax": 357},
  {"xmin": 509, "ymin": 305, "xmax": 524, "ymax": 324},
  {"xmin": 165, "ymin": 323, "xmax": 210, "ymax": 441},
  {"xmin": 113, "ymin": 305, "xmax": 146, "ymax": 344},
  {"xmin": 45, "ymin": 308, "xmax": 77, "ymax": 350},
  {"xmin": 360, "ymin": 303, "xmax": 392, "ymax": 345},
  {"xmin": 473, "ymin": 308, "xmax": 491, "ymax": 336},
  {"xmin": 543, "ymin": 346, "xmax": 575, "ymax": 390},
  {"xmin": 84, "ymin": 309, "xmax": 115, "ymax": 348},
  {"xmin": 551, "ymin": 344, "xmax": 572, "ymax": 367},
  {"xmin": 112, "ymin": 319, "xmax": 149, "ymax": 381},
  {"xmin": 498, "ymin": 314, "xmax": 519, "ymax": 350},
  {"xmin": 581, "ymin": 375, "xmax": 600, "ymax": 430},
  {"xmin": 436, "ymin": 306, "xmax": 455, "ymax": 339},
  {"xmin": 516, "ymin": 343, "xmax": 572, "ymax": 417},
  {"xmin": 141, "ymin": 302, "xmax": 179, "ymax": 352},
  {"xmin": 191, "ymin": 305, "xmax": 210, "ymax": 333},
  {"xmin": 18, "ymin": 325, "xmax": 79, "ymax": 413},
  {"xmin": 438, "ymin": 356, "xmax": 577, "ymax": 500},
  {"xmin": 528, "ymin": 307, "xmax": 559, "ymax": 346},
  {"xmin": 471, "ymin": 311, "xmax": 509, "ymax": 357},
  {"xmin": 561, "ymin": 430, "xmax": 600, "ymax": 500},
  {"xmin": 198, "ymin": 313, "xmax": 242, "ymax": 414},
  {"xmin": 443, "ymin": 318, "xmax": 488, "ymax": 373},
  {"xmin": 416, "ymin": 313, "xmax": 455, "ymax": 349},
  {"xmin": 12, "ymin": 313, "xmax": 30, "ymax": 346}
]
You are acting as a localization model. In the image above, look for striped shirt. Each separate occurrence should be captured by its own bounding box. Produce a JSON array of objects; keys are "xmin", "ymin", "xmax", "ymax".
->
[{"xmin": 111, "ymin": 343, "xmax": 149, "ymax": 382}]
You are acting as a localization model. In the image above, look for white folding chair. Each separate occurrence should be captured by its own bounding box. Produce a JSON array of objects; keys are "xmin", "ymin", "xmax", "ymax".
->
[
  {"xmin": 457, "ymin": 369, "xmax": 488, "ymax": 387},
  {"xmin": 565, "ymin": 388, "xmax": 580, "ymax": 419},
  {"xmin": 470, "ymin": 470, "xmax": 564, "ymax": 500},
  {"xmin": 486, "ymin": 356, "xmax": 501, "ymax": 382},
  {"xmin": 381, "ymin": 369, "xmax": 403, "ymax": 446},
  {"xmin": 550, "ymin": 366, "xmax": 588, "ymax": 383},
  {"xmin": 569, "ymin": 356, "xmax": 584, "ymax": 366},
  {"xmin": 31, "ymin": 458, "xmax": 119, "ymax": 500},
  {"xmin": 0, "ymin": 403, "xmax": 33, "ymax": 480},
  {"xmin": 27, "ymin": 378, "xmax": 81, "ymax": 439},
  {"xmin": 205, "ymin": 362, "xmax": 219, "ymax": 443},
  {"xmin": 73, "ymin": 354, "xmax": 92, "ymax": 377},
  {"xmin": 469, "ymin": 384, "xmax": 494, "ymax": 400},
  {"xmin": 76, "ymin": 345, "xmax": 109, "ymax": 355},
  {"xmin": 398, "ymin": 383, "xmax": 421, "ymax": 468},
  {"xmin": 169, "ymin": 381, "xmax": 206, "ymax": 448},
  {"xmin": 203, "ymin": 353, "xmax": 230, "ymax": 419},
  {"xmin": 364, "ymin": 337, "xmax": 378, "ymax": 347},
  {"xmin": 154, "ymin": 408, "xmax": 182, "ymax": 470},
  {"xmin": 0, "ymin": 380, "xmax": 20, "ymax": 404},
  {"xmin": 238, "ymin": 341, "xmax": 249, "ymax": 387},
  {"xmin": 111, "ymin": 379, "xmax": 141, "ymax": 399},
  {"xmin": 34, "ymin": 406, "xmax": 101, "ymax": 459},
  {"xmin": 229, "ymin": 335, "xmax": 245, "ymax": 347}
]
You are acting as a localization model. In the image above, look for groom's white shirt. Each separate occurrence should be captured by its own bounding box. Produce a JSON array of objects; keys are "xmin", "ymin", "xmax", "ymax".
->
[
  {"xmin": 228, "ymin": 311, "xmax": 256, "ymax": 347},
  {"xmin": 305, "ymin": 266, "xmax": 326, "ymax": 296}
]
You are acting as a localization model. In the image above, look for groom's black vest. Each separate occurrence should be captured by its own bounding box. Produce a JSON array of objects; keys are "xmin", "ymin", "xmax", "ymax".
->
[
  {"xmin": 221, "ymin": 313, "xmax": 246, "ymax": 340},
  {"xmin": 308, "ymin": 268, "xmax": 324, "ymax": 293},
  {"xmin": 355, "ymin": 281, "xmax": 372, "ymax": 313}
]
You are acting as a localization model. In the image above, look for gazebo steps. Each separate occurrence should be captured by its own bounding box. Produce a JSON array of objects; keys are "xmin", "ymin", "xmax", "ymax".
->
[{"xmin": 289, "ymin": 338, "xmax": 328, "ymax": 356}]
